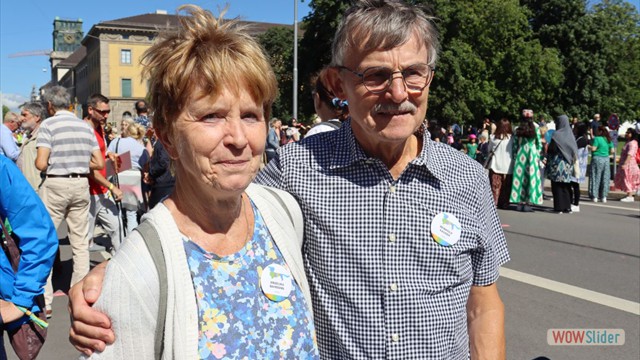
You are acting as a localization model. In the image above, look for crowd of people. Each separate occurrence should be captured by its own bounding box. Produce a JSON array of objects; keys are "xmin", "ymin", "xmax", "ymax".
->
[{"xmin": 0, "ymin": 1, "xmax": 638, "ymax": 359}]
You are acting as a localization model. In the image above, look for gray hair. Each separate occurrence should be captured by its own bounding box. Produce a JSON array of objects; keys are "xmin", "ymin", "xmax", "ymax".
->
[
  {"xmin": 3, "ymin": 112, "xmax": 19, "ymax": 124},
  {"xmin": 269, "ymin": 118, "xmax": 281, "ymax": 127},
  {"xmin": 42, "ymin": 85, "xmax": 71, "ymax": 111},
  {"xmin": 330, "ymin": 0, "xmax": 440, "ymax": 67},
  {"xmin": 22, "ymin": 102, "xmax": 47, "ymax": 120}
]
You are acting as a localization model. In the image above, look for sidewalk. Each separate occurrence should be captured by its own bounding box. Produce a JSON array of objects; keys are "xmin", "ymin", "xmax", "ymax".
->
[{"xmin": 542, "ymin": 178, "xmax": 640, "ymax": 201}]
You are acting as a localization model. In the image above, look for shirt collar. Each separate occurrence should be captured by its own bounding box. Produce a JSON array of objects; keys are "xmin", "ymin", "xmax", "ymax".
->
[{"xmin": 328, "ymin": 120, "xmax": 448, "ymax": 183}]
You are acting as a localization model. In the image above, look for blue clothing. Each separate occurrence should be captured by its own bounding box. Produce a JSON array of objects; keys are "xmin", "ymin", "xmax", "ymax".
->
[
  {"xmin": 0, "ymin": 124, "xmax": 19, "ymax": 162},
  {"xmin": 256, "ymin": 121, "xmax": 510, "ymax": 359},
  {"xmin": 134, "ymin": 115, "xmax": 150, "ymax": 129},
  {"xmin": 107, "ymin": 137, "xmax": 148, "ymax": 171},
  {"xmin": 183, "ymin": 200, "xmax": 318, "ymax": 359},
  {"xmin": 0, "ymin": 156, "xmax": 57, "ymax": 329}
]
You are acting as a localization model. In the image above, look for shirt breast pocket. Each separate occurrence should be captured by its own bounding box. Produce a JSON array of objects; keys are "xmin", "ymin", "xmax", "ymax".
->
[{"xmin": 418, "ymin": 208, "xmax": 481, "ymax": 295}]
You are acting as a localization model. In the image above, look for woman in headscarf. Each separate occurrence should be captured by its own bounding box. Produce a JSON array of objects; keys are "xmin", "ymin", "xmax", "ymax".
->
[{"xmin": 546, "ymin": 115, "xmax": 578, "ymax": 213}]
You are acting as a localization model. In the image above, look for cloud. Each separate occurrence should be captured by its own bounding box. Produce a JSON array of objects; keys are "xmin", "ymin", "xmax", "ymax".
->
[{"xmin": 1, "ymin": 92, "xmax": 29, "ymax": 111}]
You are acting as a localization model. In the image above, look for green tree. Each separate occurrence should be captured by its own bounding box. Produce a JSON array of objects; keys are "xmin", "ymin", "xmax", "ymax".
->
[
  {"xmin": 259, "ymin": 26, "xmax": 296, "ymax": 121},
  {"xmin": 298, "ymin": 0, "xmax": 351, "ymax": 119},
  {"xmin": 429, "ymin": 0, "xmax": 562, "ymax": 125},
  {"xmin": 591, "ymin": 0, "xmax": 640, "ymax": 122},
  {"xmin": 2, "ymin": 105, "xmax": 9, "ymax": 119}
]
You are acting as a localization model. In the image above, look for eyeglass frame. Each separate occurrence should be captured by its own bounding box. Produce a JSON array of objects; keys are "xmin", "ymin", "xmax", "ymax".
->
[{"xmin": 336, "ymin": 63, "xmax": 436, "ymax": 94}]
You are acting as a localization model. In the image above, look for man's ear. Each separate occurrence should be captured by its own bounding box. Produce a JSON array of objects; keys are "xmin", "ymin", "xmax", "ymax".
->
[{"xmin": 325, "ymin": 67, "xmax": 346, "ymax": 99}]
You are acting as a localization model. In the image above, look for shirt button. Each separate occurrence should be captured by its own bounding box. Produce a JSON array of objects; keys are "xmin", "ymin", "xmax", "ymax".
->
[
  {"xmin": 389, "ymin": 185, "xmax": 396, "ymax": 193},
  {"xmin": 391, "ymin": 334, "xmax": 400, "ymax": 342},
  {"xmin": 388, "ymin": 234, "xmax": 396, "ymax": 242},
  {"xmin": 390, "ymin": 283, "xmax": 398, "ymax": 291}
]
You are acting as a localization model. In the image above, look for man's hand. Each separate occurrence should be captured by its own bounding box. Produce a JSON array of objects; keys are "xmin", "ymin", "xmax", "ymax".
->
[
  {"xmin": 110, "ymin": 186, "xmax": 124, "ymax": 202},
  {"xmin": 467, "ymin": 283, "xmax": 506, "ymax": 360},
  {"xmin": 68, "ymin": 261, "xmax": 114, "ymax": 356},
  {"xmin": 0, "ymin": 300, "xmax": 25, "ymax": 323}
]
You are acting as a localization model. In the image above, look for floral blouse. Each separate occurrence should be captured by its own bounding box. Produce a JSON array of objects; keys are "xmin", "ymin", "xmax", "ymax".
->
[{"xmin": 183, "ymin": 201, "xmax": 319, "ymax": 359}]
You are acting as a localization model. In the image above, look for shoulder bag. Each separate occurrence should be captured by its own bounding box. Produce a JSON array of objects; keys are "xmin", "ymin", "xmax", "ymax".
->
[{"xmin": 1, "ymin": 220, "xmax": 47, "ymax": 360}]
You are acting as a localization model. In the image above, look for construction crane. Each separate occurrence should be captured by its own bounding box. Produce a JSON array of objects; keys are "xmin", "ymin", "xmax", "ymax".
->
[{"xmin": 8, "ymin": 49, "xmax": 52, "ymax": 58}]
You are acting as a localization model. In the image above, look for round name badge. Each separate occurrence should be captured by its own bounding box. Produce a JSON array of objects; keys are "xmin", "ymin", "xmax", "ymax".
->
[
  {"xmin": 431, "ymin": 212, "xmax": 462, "ymax": 247},
  {"xmin": 260, "ymin": 263, "xmax": 293, "ymax": 302}
]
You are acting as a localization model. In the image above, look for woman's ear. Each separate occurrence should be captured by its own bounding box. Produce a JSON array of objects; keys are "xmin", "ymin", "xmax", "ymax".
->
[{"xmin": 157, "ymin": 129, "xmax": 178, "ymax": 160}]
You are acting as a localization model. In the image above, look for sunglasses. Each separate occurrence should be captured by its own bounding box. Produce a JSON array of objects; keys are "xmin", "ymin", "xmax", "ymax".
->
[{"xmin": 92, "ymin": 108, "xmax": 111, "ymax": 115}]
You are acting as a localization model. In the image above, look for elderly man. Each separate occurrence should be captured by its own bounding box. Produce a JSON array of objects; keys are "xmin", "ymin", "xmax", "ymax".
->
[
  {"xmin": 69, "ymin": 1, "xmax": 508, "ymax": 359},
  {"xmin": 17, "ymin": 102, "xmax": 47, "ymax": 190},
  {"xmin": 0, "ymin": 112, "xmax": 21, "ymax": 162},
  {"xmin": 36, "ymin": 85, "xmax": 104, "ymax": 316}
]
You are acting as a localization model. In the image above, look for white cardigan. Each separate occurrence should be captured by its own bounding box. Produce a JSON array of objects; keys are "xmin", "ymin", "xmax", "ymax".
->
[
  {"xmin": 488, "ymin": 134, "xmax": 514, "ymax": 175},
  {"xmin": 85, "ymin": 184, "xmax": 311, "ymax": 359}
]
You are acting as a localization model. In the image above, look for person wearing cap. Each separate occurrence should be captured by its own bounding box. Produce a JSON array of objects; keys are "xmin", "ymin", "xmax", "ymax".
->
[{"xmin": 464, "ymin": 133, "xmax": 479, "ymax": 160}]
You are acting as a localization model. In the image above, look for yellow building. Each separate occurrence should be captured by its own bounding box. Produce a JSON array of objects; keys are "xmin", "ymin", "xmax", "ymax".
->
[{"xmin": 56, "ymin": 10, "xmax": 292, "ymax": 127}]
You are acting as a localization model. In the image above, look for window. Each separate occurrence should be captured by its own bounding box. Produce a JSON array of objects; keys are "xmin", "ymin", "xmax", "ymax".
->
[
  {"xmin": 121, "ymin": 49, "xmax": 131, "ymax": 64},
  {"xmin": 122, "ymin": 78, "xmax": 132, "ymax": 97}
]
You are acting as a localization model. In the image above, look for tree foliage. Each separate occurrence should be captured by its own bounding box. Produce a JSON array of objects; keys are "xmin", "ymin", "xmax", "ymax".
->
[
  {"xmin": 2, "ymin": 105, "xmax": 9, "ymax": 119},
  {"xmin": 294, "ymin": 0, "xmax": 638, "ymax": 126},
  {"xmin": 258, "ymin": 26, "xmax": 296, "ymax": 121}
]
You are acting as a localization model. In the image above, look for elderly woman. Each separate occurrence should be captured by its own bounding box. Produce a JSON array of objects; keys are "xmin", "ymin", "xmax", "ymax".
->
[{"xmin": 72, "ymin": 5, "xmax": 317, "ymax": 359}]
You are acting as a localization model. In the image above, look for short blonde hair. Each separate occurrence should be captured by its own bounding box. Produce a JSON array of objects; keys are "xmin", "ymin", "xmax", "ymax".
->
[
  {"xmin": 127, "ymin": 123, "xmax": 146, "ymax": 140},
  {"xmin": 141, "ymin": 5, "xmax": 278, "ymax": 140}
]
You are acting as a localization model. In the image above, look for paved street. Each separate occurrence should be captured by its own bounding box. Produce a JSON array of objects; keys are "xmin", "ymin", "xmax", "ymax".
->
[{"xmin": 4, "ymin": 185, "xmax": 640, "ymax": 360}]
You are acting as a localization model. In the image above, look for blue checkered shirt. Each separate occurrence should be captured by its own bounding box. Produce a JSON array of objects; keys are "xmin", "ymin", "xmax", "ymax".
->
[{"xmin": 255, "ymin": 121, "xmax": 510, "ymax": 359}]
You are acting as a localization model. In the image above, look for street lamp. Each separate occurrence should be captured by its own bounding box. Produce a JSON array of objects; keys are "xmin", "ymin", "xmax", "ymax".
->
[{"xmin": 293, "ymin": 0, "xmax": 298, "ymax": 121}]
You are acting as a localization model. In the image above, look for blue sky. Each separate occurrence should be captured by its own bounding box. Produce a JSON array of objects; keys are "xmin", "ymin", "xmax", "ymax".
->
[{"xmin": 0, "ymin": 0, "xmax": 312, "ymax": 111}]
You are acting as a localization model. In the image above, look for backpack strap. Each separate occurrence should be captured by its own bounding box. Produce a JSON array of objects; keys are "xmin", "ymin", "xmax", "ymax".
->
[{"xmin": 135, "ymin": 221, "xmax": 167, "ymax": 360}]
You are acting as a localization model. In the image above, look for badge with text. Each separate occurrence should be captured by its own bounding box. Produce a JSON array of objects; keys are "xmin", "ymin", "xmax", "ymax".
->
[
  {"xmin": 431, "ymin": 212, "xmax": 462, "ymax": 246},
  {"xmin": 260, "ymin": 263, "xmax": 293, "ymax": 302}
]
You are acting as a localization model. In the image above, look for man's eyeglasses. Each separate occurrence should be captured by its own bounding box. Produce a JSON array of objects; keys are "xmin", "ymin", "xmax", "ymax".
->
[
  {"xmin": 337, "ymin": 63, "xmax": 435, "ymax": 94},
  {"xmin": 92, "ymin": 108, "xmax": 111, "ymax": 115}
]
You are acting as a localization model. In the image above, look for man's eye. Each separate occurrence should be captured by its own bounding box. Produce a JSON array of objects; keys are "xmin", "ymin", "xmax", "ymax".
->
[{"xmin": 365, "ymin": 69, "xmax": 390, "ymax": 82}]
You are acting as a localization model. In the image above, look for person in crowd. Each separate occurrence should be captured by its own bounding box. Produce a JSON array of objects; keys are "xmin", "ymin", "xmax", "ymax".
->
[
  {"xmin": 85, "ymin": 94, "xmax": 124, "ymax": 254},
  {"xmin": 614, "ymin": 128, "xmax": 640, "ymax": 202},
  {"xmin": 476, "ymin": 132, "xmax": 489, "ymax": 165},
  {"xmin": 538, "ymin": 124, "xmax": 549, "ymax": 198},
  {"xmin": 510, "ymin": 111, "xmax": 543, "ymax": 212},
  {"xmin": 69, "ymin": 5, "xmax": 318, "ymax": 358},
  {"xmin": 569, "ymin": 122, "xmax": 589, "ymax": 211},
  {"xmin": 488, "ymin": 118, "xmax": 514, "ymax": 209},
  {"xmin": 464, "ymin": 134, "xmax": 479, "ymax": 160},
  {"xmin": 546, "ymin": 115, "xmax": 578, "ymax": 214},
  {"xmin": 145, "ymin": 139, "xmax": 175, "ymax": 210},
  {"xmin": 589, "ymin": 113, "xmax": 601, "ymax": 139},
  {"xmin": 588, "ymin": 125, "xmax": 613, "ymax": 203},
  {"xmin": 107, "ymin": 119, "xmax": 149, "ymax": 236},
  {"xmin": 36, "ymin": 85, "xmax": 104, "ymax": 317},
  {"xmin": 265, "ymin": 118, "xmax": 281, "ymax": 163},
  {"xmin": 306, "ymin": 68, "xmax": 348, "ymax": 137},
  {"xmin": 0, "ymin": 156, "xmax": 58, "ymax": 360},
  {"xmin": 133, "ymin": 100, "xmax": 151, "ymax": 129},
  {"xmin": 17, "ymin": 102, "xmax": 47, "ymax": 190},
  {"xmin": 0, "ymin": 112, "xmax": 20, "ymax": 162},
  {"xmin": 70, "ymin": 1, "xmax": 509, "ymax": 359}
]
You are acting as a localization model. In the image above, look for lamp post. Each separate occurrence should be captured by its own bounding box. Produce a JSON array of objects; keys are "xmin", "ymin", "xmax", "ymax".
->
[{"xmin": 293, "ymin": 0, "xmax": 298, "ymax": 121}]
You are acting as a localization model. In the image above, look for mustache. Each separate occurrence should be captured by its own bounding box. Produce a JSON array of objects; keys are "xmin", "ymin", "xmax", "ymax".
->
[{"xmin": 372, "ymin": 101, "xmax": 417, "ymax": 114}]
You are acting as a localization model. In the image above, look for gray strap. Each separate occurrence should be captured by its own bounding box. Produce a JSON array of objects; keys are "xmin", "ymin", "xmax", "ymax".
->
[
  {"xmin": 263, "ymin": 187, "xmax": 293, "ymax": 225},
  {"xmin": 135, "ymin": 221, "xmax": 166, "ymax": 360}
]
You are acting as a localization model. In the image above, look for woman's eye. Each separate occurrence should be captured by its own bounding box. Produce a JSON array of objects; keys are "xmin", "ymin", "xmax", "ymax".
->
[
  {"xmin": 241, "ymin": 113, "xmax": 260, "ymax": 123},
  {"xmin": 200, "ymin": 113, "xmax": 224, "ymax": 123}
]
